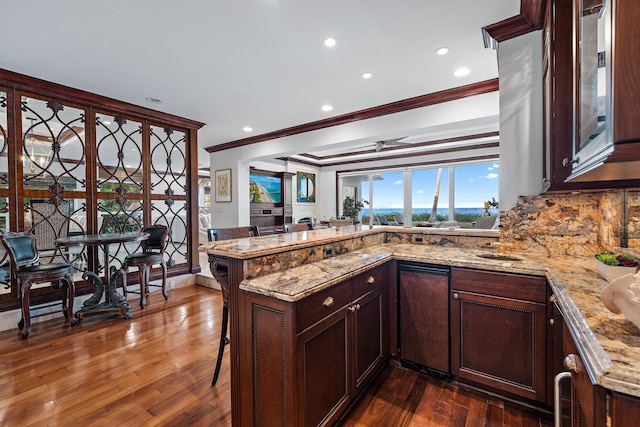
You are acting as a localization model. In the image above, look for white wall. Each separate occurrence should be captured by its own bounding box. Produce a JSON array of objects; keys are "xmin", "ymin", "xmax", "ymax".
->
[
  {"xmin": 286, "ymin": 161, "xmax": 321, "ymax": 223},
  {"xmin": 497, "ymin": 31, "xmax": 544, "ymax": 210},
  {"xmin": 209, "ymin": 92, "xmax": 500, "ymax": 227}
]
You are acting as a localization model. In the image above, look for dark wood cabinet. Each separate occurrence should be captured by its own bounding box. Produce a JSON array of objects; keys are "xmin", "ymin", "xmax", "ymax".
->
[
  {"xmin": 297, "ymin": 280, "xmax": 386, "ymax": 426},
  {"xmin": 543, "ymin": 0, "xmax": 640, "ymax": 186},
  {"xmin": 567, "ymin": 0, "xmax": 640, "ymax": 182},
  {"xmin": 398, "ymin": 263, "xmax": 450, "ymax": 376},
  {"xmin": 611, "ymin": 392, "xmax": 640, "ymax": 427},
  {"xmin": 561, "ymin": 322, "xmax": 607, "ymax": 427},
  {"xmin": 240, "ymin": 264, "xmax": 389, "ymax": 427},
  {"xmin": 450, "ymin": 267, "xmax": 549, "ymax": 403},
  {"xmin": 297, "ymin": 302, "xmax": 351, "ymax": 426}
]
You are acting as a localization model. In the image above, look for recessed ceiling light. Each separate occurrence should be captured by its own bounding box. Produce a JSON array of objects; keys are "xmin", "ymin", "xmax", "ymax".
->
[
  {"xmin": 145, "ymin": 97, "xmax": 162, "ymax": 104},
  {"xmin": 324, "ymin": 37, "xmax": 336, "ymax": 47},
  {"xmin": 436, "ymin": 47, "xmax": 450, "ymax": 55},
  {"xmin": 243, "ymin": 126, "xmax": 253, "ymax": 132},
  {"xmin": 321, "ymin": 104, "xmax": 333, "ymax": 112},
  {"xmin": 454, "ymin": 67, "xmax": 471, "ymax": 77},
  {"xmin": 362, "ymin": 72, "xmax": 373, "ymax": 79}
]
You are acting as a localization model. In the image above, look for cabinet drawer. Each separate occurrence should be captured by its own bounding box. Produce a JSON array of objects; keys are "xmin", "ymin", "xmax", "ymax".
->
[
  {"xmin": 353, "ymin": 265, "xmax": 386, "ymax": 297},
  {"xmin": 451, "ymin": 267, "xmax": 546, "ymax": 303},
  {"xmin": 296, "ymin": 281, "xmax": 352, "ymax": 332}
]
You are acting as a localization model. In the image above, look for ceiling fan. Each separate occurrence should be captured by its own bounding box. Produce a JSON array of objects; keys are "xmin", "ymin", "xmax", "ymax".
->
[{"xmin": 371, "ymin": 137, "xmax": 411, "ymax": 152}]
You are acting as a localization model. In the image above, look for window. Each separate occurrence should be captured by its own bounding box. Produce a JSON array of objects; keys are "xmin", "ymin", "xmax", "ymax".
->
[{"xmin": 340, "ymin": 161, "xmax": 499, "ymax": 227}]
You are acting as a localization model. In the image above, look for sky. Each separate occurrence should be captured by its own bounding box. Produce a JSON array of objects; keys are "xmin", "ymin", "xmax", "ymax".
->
[{"xmin": 360, "ymin": 162, "xmax": 499, "ymax": 210}]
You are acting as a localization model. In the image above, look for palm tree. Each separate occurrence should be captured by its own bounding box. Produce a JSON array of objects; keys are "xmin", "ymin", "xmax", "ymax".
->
[{"xmin": 428, "ymin": 168, "xmax": 443, "ymax": 222}]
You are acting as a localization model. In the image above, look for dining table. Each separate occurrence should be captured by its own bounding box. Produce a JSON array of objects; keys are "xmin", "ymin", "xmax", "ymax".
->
[{"xmin": 55, "ymin": 231, "xmax": 149, "ymax": 321}]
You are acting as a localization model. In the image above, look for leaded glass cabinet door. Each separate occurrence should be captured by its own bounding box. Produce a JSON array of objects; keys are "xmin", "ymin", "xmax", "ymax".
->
[
  {"xmin": 19, "ymin": 95, "xmax": 89, "ymax": 288},
  {"xmin": 95, "ymin": 113, "xmax": 144, "ymax": 276},
  {"xmin": 0, "ymin": 89, "xmax": 10, "ymax": 301},
  {"xmin": 149, "ymin": 124, "xmax": 188, "ymax": 269}
]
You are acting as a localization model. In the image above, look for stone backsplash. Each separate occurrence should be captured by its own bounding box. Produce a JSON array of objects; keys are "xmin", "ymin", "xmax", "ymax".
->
[{"xmin": 501, "ymin": 189, "xmax": 640, "ymax": 257}]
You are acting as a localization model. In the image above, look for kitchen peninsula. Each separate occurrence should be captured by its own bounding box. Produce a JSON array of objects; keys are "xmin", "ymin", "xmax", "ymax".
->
[{"xmin": 200, "ymin": 225, "xmax": 640, "ymax": 426}]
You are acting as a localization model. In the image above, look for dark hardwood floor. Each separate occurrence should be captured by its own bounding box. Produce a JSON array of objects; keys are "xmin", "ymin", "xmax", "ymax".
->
[{"xmin": 0, "ymin": 285, "xmax": 553, "ymax": 426}]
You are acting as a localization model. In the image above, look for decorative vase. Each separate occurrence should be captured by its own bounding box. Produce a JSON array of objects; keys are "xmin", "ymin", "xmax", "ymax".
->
[{"xmin": 595, "ymin": 257, "xmax": 639, "ymax": 282}]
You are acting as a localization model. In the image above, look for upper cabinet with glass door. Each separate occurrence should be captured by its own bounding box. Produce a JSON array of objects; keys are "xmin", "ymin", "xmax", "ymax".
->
[{"xmin": 567, "ymin": 0, "xmax": 640, "ymax": 182}]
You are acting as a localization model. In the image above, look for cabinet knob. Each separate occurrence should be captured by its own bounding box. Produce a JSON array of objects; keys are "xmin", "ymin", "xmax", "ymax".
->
[
  {"xmin": 367, "ymin": 276, "xmax": 376, "ymax": 285},
  {"xmin": 452, "ymin": 292, "xmax": 460, "ymax": 299},
  {"xmin": 323, "ymin": 297, "xmax": 334, "ymax": 307},
  {"xmin": 563, "ymin": 354, "xmax": 581, "ymax": 373},
  {"xmin": 549, "ymin": 318, "xmax": 555, "ymax": 325},
  {"xmin": 348, "ymin": 304, "xmax": 357, "ymax": 312},
  {"xmin": 562, "ymin": 157, "xmax": 578, "ymax": 167}
]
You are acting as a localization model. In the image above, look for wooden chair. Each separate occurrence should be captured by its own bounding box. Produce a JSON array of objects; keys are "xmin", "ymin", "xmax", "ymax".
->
[
  {"xmin": 29, "ymin": 199, "xmax": 70, "ymax": 263},
  {"xmin": 329, "ymin": 218, "xmax": 353, "ymax": 227},
  {"xmin": 377, "ymin": 216, "xmax": 390, "ymax": 225},
  {"xmin": 207, "ymin": 225, "xmax": 259, "ymax": 242},
  {"xmin": 1, "ymin": 232, "xmax": 76, "ymax": 339},
  {"xmin": 284, "ymin": 223, "xmax": 309, "ymax": 233},
  {"xmin": 121, "ymin": 225, "xmax": 169, "ymax": 309},
  {"xmin": 207, "ymin": 225, "xmax": 259, "ymax": 385},
  {"xmin": 393, "ymin": 215, "xmax": 404, "ymax": 226}
]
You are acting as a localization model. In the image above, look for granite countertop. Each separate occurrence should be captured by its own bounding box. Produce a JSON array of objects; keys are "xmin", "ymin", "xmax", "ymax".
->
[
  {"xmin": 199, "ymin": 225, "xmax": 499, "ymax": 259},
  {"xmin": 238, "ymin": 239, "xmax": 640, "ymax": 398}
]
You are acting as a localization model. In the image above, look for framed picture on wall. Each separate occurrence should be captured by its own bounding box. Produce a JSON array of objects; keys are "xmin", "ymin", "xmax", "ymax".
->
[
  {"xmin": 296, "ymin": 171, "xmax": 316, "ymax": 203},
  {"xmin": 215, "ymin": 169, "xmax": 232, "ymax": 202}
]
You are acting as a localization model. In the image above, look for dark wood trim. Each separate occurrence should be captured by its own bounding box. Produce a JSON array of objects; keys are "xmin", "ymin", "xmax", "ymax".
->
[
  {"xmin": 206, "ymin": 79, "xmax": 499, "ymax": 153},
  {"xmin": 276, "ymin": 156, "xmax": 320, "ymax": 168},
  {"xmin": 482, "ymin": 0, "xmax": 546, "ymax": 46},
  {"xmin": 298, "ymin": 131, "xmax": 499, "ymax": 162},
  {"xmin": 280, "ymin": 136, "xmax": 499, "ymax": 169},
  {"xmin": 305, "ymin": 141, "xmax": 498, "ymax": 169},
  {"xmin": 0, "ymin": 68, "xmax": 205, "ymax": 130},
  {"xmin": 327, "ymin": 142, "xmax": 498, "ymax": 168},
  {"xmin": 336, "ymin": 154, "xmax": 499, "ymax": 175}
]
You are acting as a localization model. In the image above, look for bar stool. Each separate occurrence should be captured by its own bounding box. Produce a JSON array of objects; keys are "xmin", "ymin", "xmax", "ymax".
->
[
  {"xmin": 208, "ymin": 225, "xmax": 259, "ymax": 385},
  {"xmin": 121, "ymin": 225, "xmax": 169, "ymax": 309}
]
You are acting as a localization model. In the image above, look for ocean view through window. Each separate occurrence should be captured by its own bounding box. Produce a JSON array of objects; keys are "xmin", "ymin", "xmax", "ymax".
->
[{"xmin": 356, "ymin": 162, "xmax": 499, "ymax": 225}]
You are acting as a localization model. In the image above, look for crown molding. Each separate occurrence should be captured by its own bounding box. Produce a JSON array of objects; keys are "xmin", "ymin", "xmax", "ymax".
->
[
  {"xmin": 482, "ymin": 0, "xmax": 546, "ymax": 48},
  {"xmin": 205, "ymin": 78, "xmax": 498, "ymax": 153}
]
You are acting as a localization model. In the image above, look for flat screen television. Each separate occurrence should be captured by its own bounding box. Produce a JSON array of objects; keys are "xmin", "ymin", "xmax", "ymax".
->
[{"xmin": 250, "ymin": 173, "xmax": 281, "ymax": 203}]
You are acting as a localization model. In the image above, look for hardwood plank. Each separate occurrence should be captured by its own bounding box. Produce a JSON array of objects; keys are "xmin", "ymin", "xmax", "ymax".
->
[
  {"xmin": 464, "ymin": 395, "xmax": 489, "ymax": 427},
  {"xmin": 485, "ymin": 403, "xmax": 504, "ymax": 426},
  {"xmin": 504, "ymin": 404, "xmax": 524, "ymax": 427},
  {"xmin": 0, "ymin": 285, "xmax": 553, "ymax": 426}
]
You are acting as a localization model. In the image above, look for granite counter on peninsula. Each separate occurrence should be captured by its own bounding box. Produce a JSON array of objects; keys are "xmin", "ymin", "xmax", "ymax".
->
[{"xmin": 201, "ymin": 225, "xmax": 640, "ymax": 423}]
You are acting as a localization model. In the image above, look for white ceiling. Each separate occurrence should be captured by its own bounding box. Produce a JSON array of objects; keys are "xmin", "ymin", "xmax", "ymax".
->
[{"xmin": 2, "ymin": 0, "xmax": 520, "ymax": 168}]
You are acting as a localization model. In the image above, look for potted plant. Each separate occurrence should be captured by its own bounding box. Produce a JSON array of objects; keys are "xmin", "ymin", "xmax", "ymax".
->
[
  {"xmin": 595, "ymin": 252, "xmax": 639, "ymax": 282},
  {"xmin": 342, "ymin": 196, "xmax": 368, "ymax": 221}
]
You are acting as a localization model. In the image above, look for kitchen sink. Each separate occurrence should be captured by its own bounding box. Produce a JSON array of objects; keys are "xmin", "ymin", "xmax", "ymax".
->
[{"xmin": 475, "ymin": 252, "xmax": 524, "ymax": 262}]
